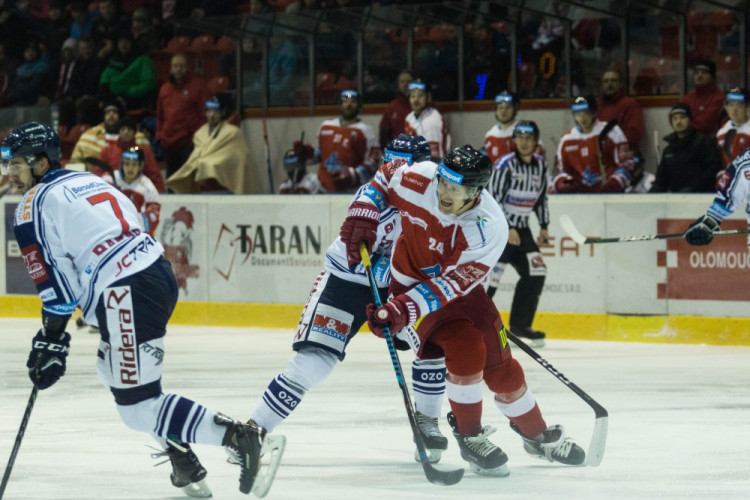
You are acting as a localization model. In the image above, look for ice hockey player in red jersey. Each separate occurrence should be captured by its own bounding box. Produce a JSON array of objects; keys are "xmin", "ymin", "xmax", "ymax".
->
[
  {"xmin": 553, "ymin": 95, "xmax": 633, "ymax": 193},
  {"xmin": 403, "ymin": 81, "xmax": 451, "ymax": 160},
  {"xmin": 343, "ymin": 144, "xmax": 585, "ymax": 476},
  {"xmin": 315, "ymin": 89, "xmax": 380, "ymax": 193},
  {"xmin": 111, "ymin": 146, "xmax": 161, "ymax": 237}
]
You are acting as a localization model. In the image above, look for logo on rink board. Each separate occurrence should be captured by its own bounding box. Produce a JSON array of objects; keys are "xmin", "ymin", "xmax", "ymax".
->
[
  {"xmin": 160, "ymin": 206, "xmax": 200, "ymax": 293},
  {"xmin": 656, "ymin": 218, "xmax": 750, "ymax": 301}
]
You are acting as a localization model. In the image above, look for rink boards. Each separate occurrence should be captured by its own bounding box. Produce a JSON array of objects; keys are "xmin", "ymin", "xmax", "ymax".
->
[{"xmin": 2, "ymin": 193, "xmax": 749, "ymax": 345}]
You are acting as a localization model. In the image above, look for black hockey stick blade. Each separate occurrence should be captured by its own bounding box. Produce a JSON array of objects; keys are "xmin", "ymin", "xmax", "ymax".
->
[
  {"xmin": 507, "ymin": 331, "xmax": 608, "ymax": 467},
  {"xmin": 559, "ymin": 214, "xmax": 749, "ymax": 245},
  {"xmin": 360, "ymin": 245, "xmax": 464, "ymax": 486},
  {"xmin": 0, "ymin": 385, "xmax": 38, "ymax": 499}
]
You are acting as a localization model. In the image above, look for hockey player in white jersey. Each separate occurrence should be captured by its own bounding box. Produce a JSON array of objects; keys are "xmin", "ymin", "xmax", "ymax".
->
[
  {"xmin": 251, "ymin": 134, "xmax": 451, "ymax": 463},
  {"xmin": 685, "ymin": 146, "xmax": 750, "ymax": 247},
  {"xmin": 344, "ymin": 145, "xmax": 585, "ymax": 476},
  {"xmin": 1, "ymin": 122, "xmax": 276, "ymax": 498},
  {"xmin": 112, "ymin": 146, "xmax": 162, "ymax": 237}
]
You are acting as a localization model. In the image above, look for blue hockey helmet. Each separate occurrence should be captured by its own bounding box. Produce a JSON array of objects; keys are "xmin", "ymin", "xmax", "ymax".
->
[
  {"xmin": 1, "ymin": 122, "xmax": 61, "ymax": 174},
  {"xmin": 383, "ymin": 133, "xmax": 431, "ymax": 164},
  {"xmin": 438, "ymin": 145, "xmax": 493, "ymax": 189}
]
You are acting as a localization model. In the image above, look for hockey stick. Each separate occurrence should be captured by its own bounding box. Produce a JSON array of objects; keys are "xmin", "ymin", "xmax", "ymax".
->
[
  {"xmin": 360, "ymin": 244, "xmax": 464, "ymax": 486},
  {"xmin": 0, "ymin": 385, "xmax": 39, "ymax": 499},
  {"xmin": 559, "ymin": 214, "xmax": 750, "ymax": 245},
  {"xmin": 262, "ymin": 119, "xmax": 274, "ymax": 194},
  {"xmin": 506, "ymin": 332, "xmax": 608, "ymax": 466},
  {"xmin": 83, "ymin": 156, "xmax": 118, "ymax": 189}
]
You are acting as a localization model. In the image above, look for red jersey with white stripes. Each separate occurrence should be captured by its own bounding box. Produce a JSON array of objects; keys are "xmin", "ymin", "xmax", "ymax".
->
[
  {"xmin": 403, "ymin": 108, "xmax": 451, "ymax": 159},
  {"xmin": 716, "ymin": 119, "xmax": 750, "ymax": 167},
  {"xmin": 484, "ymin": 120, "xmax": 545, "ymax": 165},
  {"xmin": 317, "ymin": 118, "xmax": 379, "ymax": 192},
  {"xmin": 554, "ymin": 119, "xmax": 633, "ymax": 193},
  {"xmin": 354, "ymin": 160, "xmax": 507, "ymax": 320}
]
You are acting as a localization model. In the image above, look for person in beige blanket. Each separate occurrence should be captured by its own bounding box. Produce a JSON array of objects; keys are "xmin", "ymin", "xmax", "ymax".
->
[{"xmin": 166, "ymin": 94, "xmax": 254, "ymax": 193}]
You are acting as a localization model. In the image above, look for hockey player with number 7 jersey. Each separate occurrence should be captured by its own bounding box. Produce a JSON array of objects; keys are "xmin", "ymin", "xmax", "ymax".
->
[
  {"xmin": 2, "ymin": 122, "xmax": 276, "ymax": 497},
  {"xmin": 342, "ymin": 144, "xmax": 585, "ymax": 476}
]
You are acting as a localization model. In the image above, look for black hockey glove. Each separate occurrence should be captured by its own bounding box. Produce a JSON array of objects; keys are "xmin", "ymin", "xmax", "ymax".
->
[
  {"xmin": 685, "ymin": 215, "xmax": 719, "ymax": 246},
  {"xmin": 27, "ymin": 328, "xmax": 71, "ymax": 389}
]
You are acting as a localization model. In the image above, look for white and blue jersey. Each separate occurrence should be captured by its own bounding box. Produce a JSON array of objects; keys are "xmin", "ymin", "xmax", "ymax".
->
[
  {"xmin": 707, "ymin": 148, "xmax": 750, "ymax": 227},
  {"xmin": 13, "ymin": 169, "xmax": 163, "ymax": 325}
]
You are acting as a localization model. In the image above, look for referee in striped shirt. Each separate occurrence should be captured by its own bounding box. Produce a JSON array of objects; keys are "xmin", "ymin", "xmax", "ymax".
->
[{"xmin": 486, "ymin": 121, "xmax": 549, "ymax": 347}]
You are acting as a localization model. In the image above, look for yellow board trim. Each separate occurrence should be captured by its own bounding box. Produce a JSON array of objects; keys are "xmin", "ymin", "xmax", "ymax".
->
[{"xmin": 2, "ymin": 295, "xmax": 749, "ymax": 346}]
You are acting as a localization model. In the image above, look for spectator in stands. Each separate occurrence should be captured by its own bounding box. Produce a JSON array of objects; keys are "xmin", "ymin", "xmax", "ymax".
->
[
  {"xmin": 91, "ymin": 0, "xmax": 128, "ymax": 61},
  {"xmin": 97, "ymin": 115, "xmax": 165, "ymax": 192},
  {"xmin": 49, "ymin": 38, "xmax": 78, "ymax": 110},
  {"xmin": 69, "ymin": 1, "xmax": 94, "ymax": 40},
  {"xmin": 268, "ymin": 35, "xmax": 299, "ymax": 106},
  {"xmin": 0, "ymin": 41, "xmax": 18, "ymax": 104},
  {"xmin": 681, "ymin": 60, "xmax": 726, "ymax": 136},
  {"xmin": 70, "ymin": 99, "xmax": 150, "ymax": 165},
  {"xmin": 156, "ymin": 52, "xmax": 209, "ymax": 179},
  {"xmin": 597, "ymin": 69, "xmax": 644, "ymax": 152},
  {"xmin": 553, "ymin": 95, "xmax": 633, "ymax": 193},
  {"xmin": 716, "ymin": 87, "xmax": 750, "ymax": 168},
  {"xmin": 98, "ymin": 31, "xmax": 157, "ymax": 111},
  {"xmin": 650, "ymin": 103, "xmax": 721, "ymax": 193},
  {"xmin": 403, "ymin": 80, "xmax": 450, "ymax": 160},
  {"xmin": 378, "ymin": 69, "xmax": 413, "ymax": 150},
  {"xmin": 60, "ymin": 36, "xmax": 103, "ymax": 128},
  {"xmin": 130, "ymin": 7, "xmax": 161, "ymax": 53},
  {"xmin": 44, "ymin": 1, "xmax": 73, "ymax": 60},
  {"xmin": 1, "ymin": 40, "xmax": 50, "ymax": 106},
  {"xmin": 309, "ymin": 89, "xmax": 380, "ymax": 193},
  {"xmin": 166, "ymin": 94, "xmax": 256, "ymax": 194}
]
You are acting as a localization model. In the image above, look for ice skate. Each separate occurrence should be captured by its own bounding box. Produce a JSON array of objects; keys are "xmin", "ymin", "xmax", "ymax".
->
[
  {"xmin": 223, "ymin": 432, "xmax": 286, "ymax": 498},
  {"xmin": 511, "ymin": 326, "xmax": 546, "ymax": 347},
  {"xmin": 447, "ymin": 412, "xmax": 509, "ymax": 476},
  {"xmin": 413, "ymin": 411, "xmax": 448, "ymax": 463},
  {"xmin": 511, "ymin": 422, "xmax": 586, "ymax": 465},
  {"xmin": 152, "ymin": 440, "xmax": 212, "ymax": 498},
  {"xmin": 215, "ymin": 413, "xmax": 266, "ymax": 495}
]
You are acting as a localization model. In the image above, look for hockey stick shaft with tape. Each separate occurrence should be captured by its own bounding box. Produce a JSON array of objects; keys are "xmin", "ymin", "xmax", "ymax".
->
[
  {"xmin": 0, "ymin": 385, "xmax": 39, "ymax": 499},
  {"xmin": 560, "ymin": 214, "xmax": 749, "ymax": 245},
  {"xmin": 360, "ymin": 244, "xmax": 464, "ymax": 486},
  {"xmin": 506, "ymin": 332, "xmax": 608, "ymax": 466}
]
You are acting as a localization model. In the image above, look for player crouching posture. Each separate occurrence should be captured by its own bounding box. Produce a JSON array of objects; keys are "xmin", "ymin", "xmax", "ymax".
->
[
  {"xmin": 1, "ymin": 122, "xmax": 281, "ymax": 498},
  {"xmin": 343, "ymin": 144, "xmax": 585, "ymax": 475}
]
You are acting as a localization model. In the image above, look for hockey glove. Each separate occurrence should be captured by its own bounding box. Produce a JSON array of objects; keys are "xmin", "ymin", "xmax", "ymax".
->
[
  {"xmin": 366, "ymin": 295, "xmax": 419, "ymax": 338},
  {"xmin": 27, "ymin": 328, "xmax": 71, "ymax": 389},
  {"xmin": 685, "ymin": 215, "xmax": 719, "ymax": 246},
  {"xmin": 339, "ymin": 201, "xmax": 380, "ymax": 266},
  {"xmin": 292, "ymin": 141, "xmax": 315, "ymax": 163},
  {"xmin": 332, "ymin": 166, "xmax": 359, "ymax": 191},
  {"xmin": 553, "ymin": 175, "xmax": 576, "ymax": 193}
]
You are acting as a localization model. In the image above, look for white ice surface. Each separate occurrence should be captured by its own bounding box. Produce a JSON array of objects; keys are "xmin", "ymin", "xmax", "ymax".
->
[{"xmin": 1, "ymin": 318, "xmax": 748, "ymax": 500}]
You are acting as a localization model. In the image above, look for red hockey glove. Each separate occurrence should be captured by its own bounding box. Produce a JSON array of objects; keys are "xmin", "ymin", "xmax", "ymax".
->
[
  {"xmin": 339, "ymin": 201, "xmax": 379, "ymax": 266},
  {"xmin": 554, "ymin": 175, "xmax": 576, "ymax": 193},
  {"xmin": 366, "ymin": 295, "xmax": 419, "ymax": 338},
  {"xmin": 292, "ymin": 141, "xmax": 315, "ymax": 162},
  {"xmin": 332, "ymin": 166, "xmax": 359, "ymax": 191}
]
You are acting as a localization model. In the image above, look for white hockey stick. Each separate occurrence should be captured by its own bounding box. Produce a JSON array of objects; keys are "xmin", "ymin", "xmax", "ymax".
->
[
  {"xmin": 507, "ymin": 333, "xmax": 608, "ymax": 466},
  {"xmin": 559, "ymin": 214, "xmax": 749, "ymax": 245}
]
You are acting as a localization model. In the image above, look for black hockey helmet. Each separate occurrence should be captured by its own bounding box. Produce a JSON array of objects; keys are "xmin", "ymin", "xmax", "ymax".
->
[
  {"xmin": 438, "ymin": 145, "xmax": 493, "ymax": 190},
  {"xmin": 383, "ymin": 133, "xmax": 431, "ymax": 164},
  {"xmin": 725, "ymin": 87, "xmax": 750, "ymax": 105},
  {"xmin": 494, "ymin": 90, "xmax": 520, "ymax": 110},
  {"xmin": 571, "ymin": 95, "xmax": 597, "ymax": 113},
  {"xmin": 1, "ymin": 122, "xmax": 61, "ymax": 174},
  {"xmin": 512, "ymin": 120, "xmax": 540, "ymax": 142},
  {"xmin": 121, "ymin": 146, "xmax": 145, "ymax": 166}
]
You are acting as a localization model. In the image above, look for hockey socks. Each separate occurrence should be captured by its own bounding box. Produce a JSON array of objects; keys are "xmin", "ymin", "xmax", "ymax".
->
[
  {"xmin": 253, "ymin": 374, "xmax": 306, "ymax": 432},
  {"xmin": 494, "ymin": 388, "xmax": 547, "ymax": 438},
  {"xmin": 446, "ymin": 379, "xmax": 483, "ymax": 436},
  {"xmin": 412, "ymin": 357, "xmax": 446, "ymax": 418}
]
